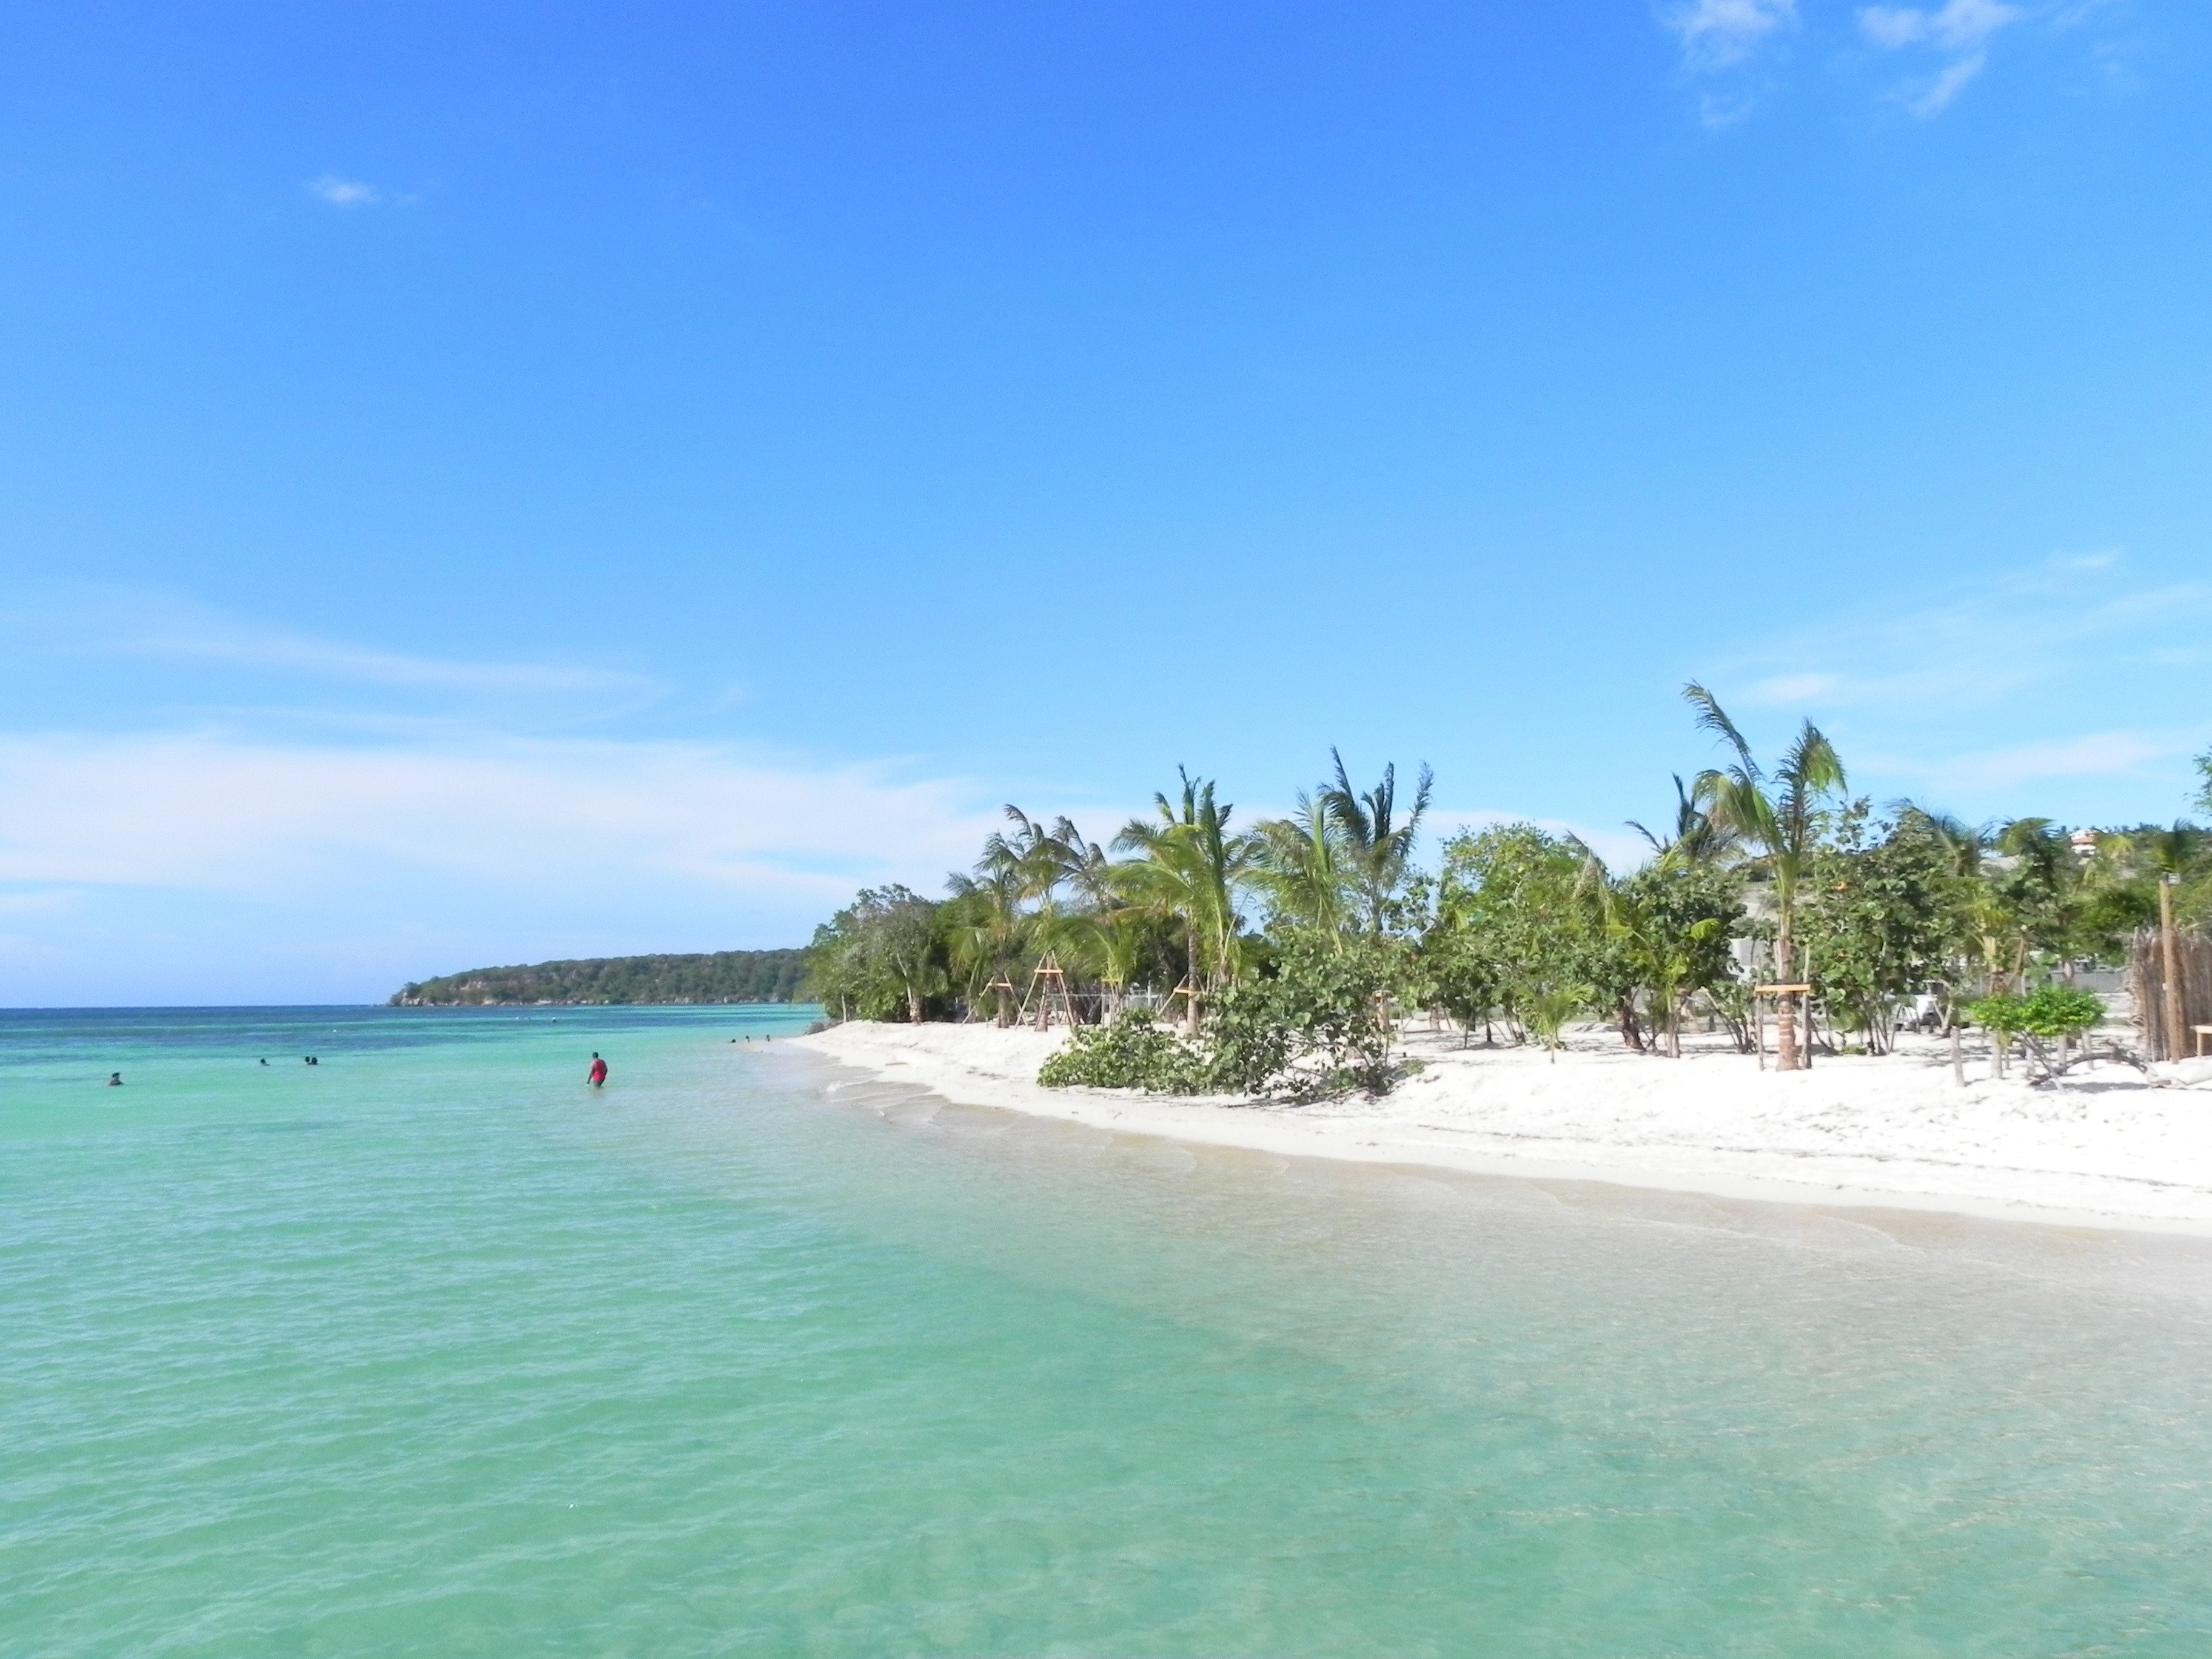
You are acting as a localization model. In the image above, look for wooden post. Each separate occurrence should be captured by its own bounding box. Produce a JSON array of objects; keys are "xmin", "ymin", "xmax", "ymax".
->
[
  {"xmin": 1951, "ymin": 1022, "xmax": 1965, "ymax": 1087},
  {"xmin": 2160, "ymin": 876, "xmax": 2185, "ymax": 1062}
]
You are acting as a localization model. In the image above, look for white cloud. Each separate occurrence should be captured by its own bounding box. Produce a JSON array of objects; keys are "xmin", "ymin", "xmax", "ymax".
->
[
  {"xmin": 1705, "ymin": 552, "xmax": 2212, "ymax": 718},
  {"xmin": 22, "ymin": 588, "xmax": 658, "ymax": 702},
  {"xmin": 1858, "ymin": 0, "xmax": 2023, "ymax": 113},
  {"xmin": 1871, "ymin": 730, "xmax": 2171, "ymax": 792},
  {"xmin": 1668, "ymin": 0, "xmax": 1799, "ymax": 67},
  {"xmin": 0, "ymin": 731, "xmax": 1007, "ymax": 902},
  {"xmin": 1906, "ymin": 51, "xmax": 1989, "ymax": 112},
  {"xmin": 1860, "ymin": 0, "xmax": 2022, "ymax": 49},
  {"xmin": 135, "ymin": 620, "xmax": 650, "ymax": 699},
  {"xmin": 309, "ymin": 175, "xmax": 381, "ymax": 207}
]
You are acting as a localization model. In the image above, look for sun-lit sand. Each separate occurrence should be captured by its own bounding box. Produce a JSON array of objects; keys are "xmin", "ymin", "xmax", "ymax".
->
[{"xmin": 791, "ymin": 1016, "xmax": 2212, "ymax": 1234}]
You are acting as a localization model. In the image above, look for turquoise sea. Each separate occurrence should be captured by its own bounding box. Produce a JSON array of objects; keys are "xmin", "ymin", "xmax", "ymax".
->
[{"xmin": 7, "ymin": 1005, "xmax": 2212, "ymax": 1657}]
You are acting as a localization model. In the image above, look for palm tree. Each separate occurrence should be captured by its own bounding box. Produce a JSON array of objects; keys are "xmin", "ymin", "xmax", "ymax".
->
[
  {"xmin": 1252, "ymin": 788, "xmax": 1353, "ymax": 940},
  {"xmin": 1322, "ymin": 749, "xmax": 1433, "ymax": 935},
  {"xmin": 1114, "ymin": 768, "xmax": 1253, "ymax": 1032},
  {"xmin": 1684, "ymin": 682, "xmax": 1846, "ymax": 1072},
  {"xmin": 1897, "ymin": 805, "xmax": 2014, "ymax": 1002},
  {"xmin": 942, "ymin": 863, "xmax": 1029, "ymax": 1025},
  {"xmin": 1628, "ymin": 774, "xmax": 1737, "ymax": 868},
  {"xmin": 2143, "ymin": 821, "xmax": 2204, "ymax": 1059}
]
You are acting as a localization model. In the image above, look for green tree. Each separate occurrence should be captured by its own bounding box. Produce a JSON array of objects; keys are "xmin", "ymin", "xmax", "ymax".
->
[
  {"xmin": 1321, "ymin": 749, "xmax": 1433, "ymax": 937},
  {"xmin": 1438, "ymin": 823, "xmax": 1597, "ymax": 1047},
  {"xmin": 1801, "ymin": 805, "xmax": 1954, "ymax": 1053},
  {"xmin": 1252, "ymin": 787, "xmax": 1354, "ymax": 941},
  {"xmin": 1603, "ymin": 859, "xmax": 1743, "ymax": 1057},
  {"xmin": 1684, "ymin": 682, "xmax": 1847, "ymax": 1072},
  {"xmin": 1114, "ymin": 769, "xmax": 1255, "ymax": 1031},
  {"xmin": 804, "ymin": 885, "xmax": 947, "ymax": 1022}
]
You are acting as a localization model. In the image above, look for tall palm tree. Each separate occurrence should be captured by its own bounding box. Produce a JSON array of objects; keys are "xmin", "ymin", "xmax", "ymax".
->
[
  {"xmin": 2143, "ymin": 821, "xmax": 2204, "ymax": 1059},
  {"xmin": 1114, "ymin": 768, "xmax": 1253, "ymax": 1031},
  {"xmin": 1322, "ymin": 749, "xmax": 1433, "ymax": 935},
  {"xmin": 1684, "ymin": 682, "xmax": 1846, "ymax": 1072}
]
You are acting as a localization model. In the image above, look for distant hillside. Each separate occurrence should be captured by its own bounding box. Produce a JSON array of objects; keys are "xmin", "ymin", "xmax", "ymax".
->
[{"xmin": 391, "ymin": 949, "xmax": 809, "ymax": 1007}]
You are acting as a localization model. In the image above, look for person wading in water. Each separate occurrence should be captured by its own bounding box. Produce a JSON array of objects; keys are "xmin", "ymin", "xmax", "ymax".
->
[{"xmin": 588, "ymin": 1053, "xmax": 608, "ymax": 1088}]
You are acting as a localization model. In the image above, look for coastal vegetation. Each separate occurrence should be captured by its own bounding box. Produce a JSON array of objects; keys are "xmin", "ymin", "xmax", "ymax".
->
[
  {"xmin": 803, "ymin": 697, "xmax": 2212, "ymax": 1098},
  {"xmin": 394, "ymin": 949, "xmax": 807, "ymax": 1007}
]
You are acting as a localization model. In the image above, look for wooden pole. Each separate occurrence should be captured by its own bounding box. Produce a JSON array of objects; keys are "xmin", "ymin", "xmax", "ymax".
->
[{"xmin": 2160, "ymin": 876, "xmax": 2184, "ymax": 1063}]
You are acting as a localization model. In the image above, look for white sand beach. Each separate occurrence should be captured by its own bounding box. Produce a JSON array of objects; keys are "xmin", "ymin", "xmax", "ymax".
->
[{"xmin": 793, "ymin": 1019, "xmax": 2212, "ymax": 1235}]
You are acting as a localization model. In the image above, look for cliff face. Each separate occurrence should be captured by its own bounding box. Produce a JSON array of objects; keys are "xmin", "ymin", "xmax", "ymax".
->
[{"xmin": 391, "ymin": 949, "xmax": 809, "ymax": 1007}]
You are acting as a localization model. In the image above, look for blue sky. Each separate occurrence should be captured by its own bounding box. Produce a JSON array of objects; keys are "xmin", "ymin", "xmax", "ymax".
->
[{"xmin": 1, "ymin": 1, "xmax": 2207, "ymax": 1004}]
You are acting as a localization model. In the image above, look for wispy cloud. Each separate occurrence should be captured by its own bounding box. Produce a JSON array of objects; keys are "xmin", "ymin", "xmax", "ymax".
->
[
  {"xmin": 0, "ymin": 728, "xmax": 1056, "ymax": 1001},
  {"xmin": 1858, "ymin": 0, "xmax": 2025, "ymax": 113},
  {"xmin": 1718, "ymin": 551, "xmax": 2212, "ymax": 716},
  {"xmin": 1693, "ymin": 548, "xmax": 2212, "ymax": 818},
  {"xmin": 134, "ymin": 622, "xmax": 650, "ymax": 699},
  {"xmin": 308, "ymin": 175, "xmax": 381, "ymax": 207},
  {"xmin": 1863, "ymin": 729, "xmax": 2174, "ymax": 793},
  {"xmin": 1667, "ymin": 0, "xmax": 1800, "ymax": 68},
  {"xmin": 0, "ymin": 731, "xmax": 1008, "ymax": 900},
  {"xmin": 25, "ymin": 589, "xmax": 659, "ymax": 703}
]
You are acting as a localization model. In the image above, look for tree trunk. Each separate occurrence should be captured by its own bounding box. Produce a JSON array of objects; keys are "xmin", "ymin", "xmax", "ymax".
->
[
  {"xmin": 1616, "ymin": 996, "xmax": 1644, "ymax": 1052},
  {"xmin": 1186, "ymin": 927, "xmax": 1204, "ymax": 1036},
  {"xmin": 1774, "ymin": 924, "xmax": 1802, "ymax": 1071},
  {"xmin": 994, "ymin": 984, "xmax": 1012, "ymax": 1029},
  {"xmin": 2161, "ymin": 879, "xmax": 2184, "ymax": 1063},
  {"xmin": 907, "ymin": 985, "xmax": 923, "ymax": 1024}
]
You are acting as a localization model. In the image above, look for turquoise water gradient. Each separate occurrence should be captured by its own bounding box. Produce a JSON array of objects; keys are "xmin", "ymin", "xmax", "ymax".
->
[{"xmin": 7, "ymin": 1007, "xmax": 2212, "ymax": 1656}]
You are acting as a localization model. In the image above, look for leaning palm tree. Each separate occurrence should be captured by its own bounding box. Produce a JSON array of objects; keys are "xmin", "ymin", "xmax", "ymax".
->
[
  {"xmin": 2142, "ymin": 821, "xmax": 2204, "ymax": 1059},
  {"xmin": 1322, "ymin": 749, "xmax": 1433, "ymax": 935},
  {"xmin": 1684, "ymin": 682, "xmax": 1846, "ymax": 1072},
  {"xmin": 1114, "ymin": 769, "xmax": 1253, "ymax": 1031}
]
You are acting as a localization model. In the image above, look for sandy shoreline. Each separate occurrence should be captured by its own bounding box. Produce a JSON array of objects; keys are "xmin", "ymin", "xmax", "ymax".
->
[{"xmin": 789, "ymin": 1019, "xmax": 2212, "ymax": 1236}]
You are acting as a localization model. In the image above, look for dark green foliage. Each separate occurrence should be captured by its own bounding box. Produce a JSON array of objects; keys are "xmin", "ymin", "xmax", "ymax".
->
[
  {"xmin": 1039, "ymin": 927, "xmax": 1408, "ymax": 1101},
  {"xmin": 1037, "ymin": 1011, "xmax": 1203, "ymax": 1092},
  {"xmin": 392, "ymin": 949, "xmax": 806, "ymax": 1006},
  {"xmin": 1202, "ymin": 930, "xmax": 1406, "ymax": 1098},
  {"xmin": 803, "ymin": 885, "xmax": 950, "ymax": 1023}
]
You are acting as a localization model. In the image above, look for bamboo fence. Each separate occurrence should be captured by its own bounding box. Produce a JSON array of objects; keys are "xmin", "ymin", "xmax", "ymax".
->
[{"xmin": 2130, "ymin": 927, "xmax": 2212, "ymax": 1061}]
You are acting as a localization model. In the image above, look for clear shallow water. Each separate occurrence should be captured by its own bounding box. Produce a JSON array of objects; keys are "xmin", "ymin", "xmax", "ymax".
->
[{"xmin": 6, "ymin": 1007, "xmax": 2212, "ymax": 1657}]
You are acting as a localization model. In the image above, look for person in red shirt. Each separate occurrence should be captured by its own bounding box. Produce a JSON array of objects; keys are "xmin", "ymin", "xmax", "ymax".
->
[{"xmin": 587, "ymin": 1053, "xmax": 608, "ymax": 1087}]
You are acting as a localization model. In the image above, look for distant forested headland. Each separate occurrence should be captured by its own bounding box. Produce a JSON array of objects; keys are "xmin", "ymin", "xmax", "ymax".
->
[{"xmin": 392, "ymin": 950, "xmax": 809, "ymax": 1007}]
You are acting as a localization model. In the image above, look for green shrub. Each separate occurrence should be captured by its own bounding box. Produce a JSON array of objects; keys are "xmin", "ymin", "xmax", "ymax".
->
[
  {"xmin": 1038, "ymin": 930, "xmax": 1413, "ymax": 1102},
  {"xmin": 2019, "ymin": 985, "xmax": 2105, "ymax": 1041},
  {"xmin": 1965, "ymin": 993, "xmax": 2027, "ymax": 1036},
  {"xmin": 1038, "ymin": 1011, "xmax": 1204, "ymax": 1092}
]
